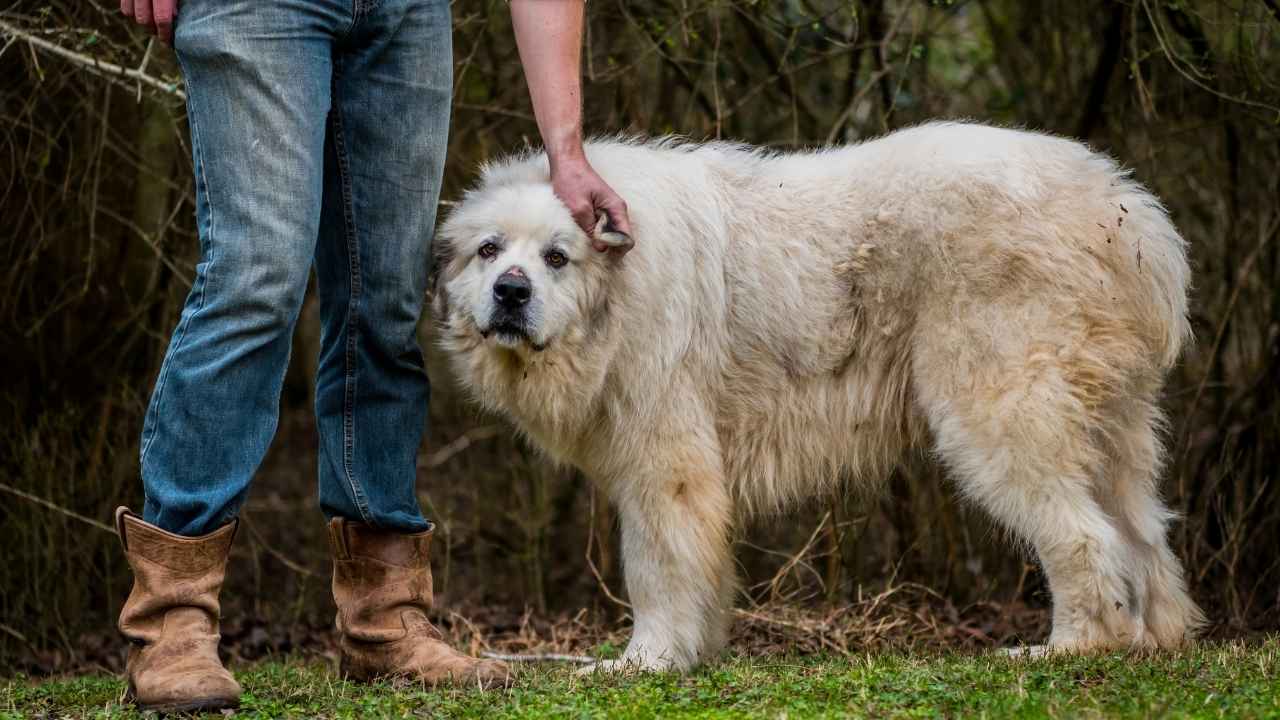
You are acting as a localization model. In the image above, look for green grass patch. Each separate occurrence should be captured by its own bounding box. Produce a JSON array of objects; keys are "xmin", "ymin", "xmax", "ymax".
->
[{"xmin": 4, "ymin": 637, "xmax": 1277, "ymax": 719}]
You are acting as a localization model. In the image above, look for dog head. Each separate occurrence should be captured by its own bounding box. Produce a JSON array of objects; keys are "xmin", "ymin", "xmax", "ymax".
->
[{"xmin": 435, "ymin": 172, "xmax": 630, "ymax": 355}]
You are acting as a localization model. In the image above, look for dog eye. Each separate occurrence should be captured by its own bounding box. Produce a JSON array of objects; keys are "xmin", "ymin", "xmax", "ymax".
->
[
  {"xmin": 544, "ymin": 250, "xmax": 568, "ymax": 268},
  {"xmin": 477, "ymin": 241, "xmax": 499, "ymax": 259}
]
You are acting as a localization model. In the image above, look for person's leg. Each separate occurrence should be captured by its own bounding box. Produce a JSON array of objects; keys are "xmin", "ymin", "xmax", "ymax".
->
[
  {"xmin": 314, "ymin": 0, "xmax": 452, "ymax": 531},
  {"xmin": 123, "ymin": 0, "xmax": 354, "ymax": 709},
  {"xmin": 314, "ymin": 0, "xmax": 507, "ymax": 687},
  {"xmin": 139, "ymin": 0, "xmax": 345, "ymax": 536}
]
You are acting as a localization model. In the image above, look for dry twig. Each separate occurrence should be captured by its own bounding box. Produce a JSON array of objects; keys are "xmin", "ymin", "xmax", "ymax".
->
[
  {"xmin": 0, "ymin": 481, "xmax": 114, "ymax": 534},
  {"xmin": 0, "ymin": 19, "xmax": 185, "ymax": 100}
]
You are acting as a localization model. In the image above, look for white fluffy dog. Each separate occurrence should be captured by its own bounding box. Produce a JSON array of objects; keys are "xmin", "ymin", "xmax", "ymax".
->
[{"xmin": 434, "ymin": 122, "xmax": 1203, "ymax": 671}]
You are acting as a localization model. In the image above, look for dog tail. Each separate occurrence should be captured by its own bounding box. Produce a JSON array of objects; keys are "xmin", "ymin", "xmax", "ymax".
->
[{"xmin": 1106, "ymin": 173, "xmax": 1193, "ymax": 371}]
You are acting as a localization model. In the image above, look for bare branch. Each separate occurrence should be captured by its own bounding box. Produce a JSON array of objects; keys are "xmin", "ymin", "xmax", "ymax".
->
[
  {"xmin": 0, "ymin": 481, "xmax": 115, "ymax": 534},
  {"xmin": 0, "ymin": 19, "xmax": 185, "ymax": 101},
  {"xmin": 418, "ymin": 425, "xmax": 505, "ymax": 469}
]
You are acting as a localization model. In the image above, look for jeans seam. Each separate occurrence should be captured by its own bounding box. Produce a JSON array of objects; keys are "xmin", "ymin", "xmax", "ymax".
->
[
  {"xmin": 140, "ymin": 55, "xmax": 216, "ymax": 472},
  {"xmin": 329, "ymin": 58, "xmax": 372, "ymax": 524},
  {"xmin": 345, "ymin": 0, "xmax": 363, "ymax": 36}
]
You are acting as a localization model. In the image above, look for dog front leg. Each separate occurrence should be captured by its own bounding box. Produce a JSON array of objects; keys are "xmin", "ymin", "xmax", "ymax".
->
[{"xmin": 601, "ymin": 454, "xmax": 736, "ymax": 672}]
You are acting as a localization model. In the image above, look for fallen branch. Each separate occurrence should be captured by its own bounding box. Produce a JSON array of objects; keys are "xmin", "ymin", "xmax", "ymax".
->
[{"xmin": 732, "ymin": 607, "xmax": 829, "ymax": 634}]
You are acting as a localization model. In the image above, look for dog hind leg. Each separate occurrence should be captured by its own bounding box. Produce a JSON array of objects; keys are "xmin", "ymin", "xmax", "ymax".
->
[
  {"xmin": 1103, "ymin": 398, "xmax": 1204, "ymax": 648},
  {"xmin": 914, "ymin": 330, "xmax": 1150, "ymax": 652}
]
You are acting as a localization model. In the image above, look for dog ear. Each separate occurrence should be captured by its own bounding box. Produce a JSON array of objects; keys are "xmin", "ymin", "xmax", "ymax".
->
[{"xmin": 592, "ymin": 213, "xmax": 634, "ymax": 254}]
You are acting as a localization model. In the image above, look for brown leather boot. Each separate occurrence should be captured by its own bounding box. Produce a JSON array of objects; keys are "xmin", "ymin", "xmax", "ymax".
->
[
  {"xmin": 327, "ymin": 518, "xmax": 510, "ymax": 688},
  {"xmin": 115, "ymin": 507, "xmax": 242, "ymax": 713}
]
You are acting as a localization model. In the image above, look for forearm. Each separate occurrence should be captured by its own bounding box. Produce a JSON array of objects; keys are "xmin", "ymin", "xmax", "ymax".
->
[
  {"xmin": 509, "ymin": 0, "xmax": 587, "ymax": 168},
  {"xmin": 510, "ymin": 0, "xmax": 632, "ymax": 240}
]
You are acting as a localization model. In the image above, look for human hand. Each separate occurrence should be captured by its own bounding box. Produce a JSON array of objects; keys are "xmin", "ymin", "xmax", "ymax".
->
[
  {"xmin": 550, "ymin": 153, "xmax": 634, "ymax": 254},
  {"xmin": 121, "ymin": 0, "xmax": 177, "ymax": 45}
]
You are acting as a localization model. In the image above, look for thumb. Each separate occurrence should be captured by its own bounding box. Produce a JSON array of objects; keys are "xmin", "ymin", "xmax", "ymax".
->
[{"xmin": 600, "ymin": 196, "xmax": 632, "ymax": 238}]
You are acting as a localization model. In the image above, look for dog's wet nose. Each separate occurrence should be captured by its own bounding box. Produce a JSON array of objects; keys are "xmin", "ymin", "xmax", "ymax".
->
[{"xmin": 493, "ymin": 272, "xmax": 532, "ymax": 309}]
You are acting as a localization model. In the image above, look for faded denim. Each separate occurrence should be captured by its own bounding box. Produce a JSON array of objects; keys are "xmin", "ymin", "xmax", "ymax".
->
[{"xmin": 140, "ymin": 0, "xmax": 451, "ymax": 536}]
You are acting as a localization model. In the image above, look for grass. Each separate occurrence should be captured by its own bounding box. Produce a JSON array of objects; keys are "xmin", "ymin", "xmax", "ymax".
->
[{"xmin": 3, "ymin": 637, "xmax": 1277, "ymax": 719}]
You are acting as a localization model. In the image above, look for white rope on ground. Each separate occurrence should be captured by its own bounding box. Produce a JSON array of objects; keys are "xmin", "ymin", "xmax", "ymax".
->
[{"xmin": 481, "ymin": 651, "xmax": 597, "ymax": 664}]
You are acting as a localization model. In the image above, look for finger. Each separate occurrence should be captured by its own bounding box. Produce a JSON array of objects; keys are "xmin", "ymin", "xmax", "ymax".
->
[
  {"xmin": 602, "ymin": 197, "xmax": 633, "ymax": 238},
  {"xmin": 570, "ymin": 204, "xmax": 597, "ymax": 238},
  {"xmin": 155, "ymin": 0, "xmax": 175, "ymax": 44},
  {"xmin": 121, "ymin": 0, "xmax": 135, "ymax": 18},
  {"xmin": 135, "ymin": 0, "xmax": 154, "ymax": 30}
]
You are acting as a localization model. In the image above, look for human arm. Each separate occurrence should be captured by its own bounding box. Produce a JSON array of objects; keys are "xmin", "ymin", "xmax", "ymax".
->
[{"xmin": 510, "ymin": 0, "xmax": 633, "ymax": 251}]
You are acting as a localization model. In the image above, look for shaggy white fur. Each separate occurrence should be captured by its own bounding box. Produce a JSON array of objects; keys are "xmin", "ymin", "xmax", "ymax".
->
[{"xmin": 434, "ymin": 122, "xmax": 1204, "ymax": 672}]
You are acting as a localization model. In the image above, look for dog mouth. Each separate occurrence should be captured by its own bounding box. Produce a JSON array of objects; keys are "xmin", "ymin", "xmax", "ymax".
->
[{"xmin": 480, "ymin": 318, "xmax": 547, "ymax": 352}]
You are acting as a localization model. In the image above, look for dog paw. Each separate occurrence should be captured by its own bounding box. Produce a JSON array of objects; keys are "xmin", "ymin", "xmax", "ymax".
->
[{"xmin": 574, "ymin": 657, "xmax": 673, "ymax": 677}]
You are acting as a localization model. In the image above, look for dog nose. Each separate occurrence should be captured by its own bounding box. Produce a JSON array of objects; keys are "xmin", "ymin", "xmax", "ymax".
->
[{"xmin": 493, "ymin": 272, "xmax": 532, "ymax": 309}]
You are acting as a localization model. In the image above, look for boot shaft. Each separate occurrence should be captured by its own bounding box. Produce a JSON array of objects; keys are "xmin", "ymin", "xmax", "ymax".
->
[
  {"xmin": 116, "ymin": 507, "xmax": 236, "ymax": 643},
  {"xmin": 115, "ymin": 507, "xmax": 242, "ymax": 712},
  {"xmin": 327, "ymin": 518, "xmax": 436, "ymax": 642},
  {"xmin": 326, "ymin": 518, "xmax": 509, "ymax": 686}
]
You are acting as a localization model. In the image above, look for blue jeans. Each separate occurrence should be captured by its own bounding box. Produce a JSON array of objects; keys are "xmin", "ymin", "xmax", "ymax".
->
[{"xmin": 140, "ymin": 0, "xmax": 451, "ymax": 536}]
